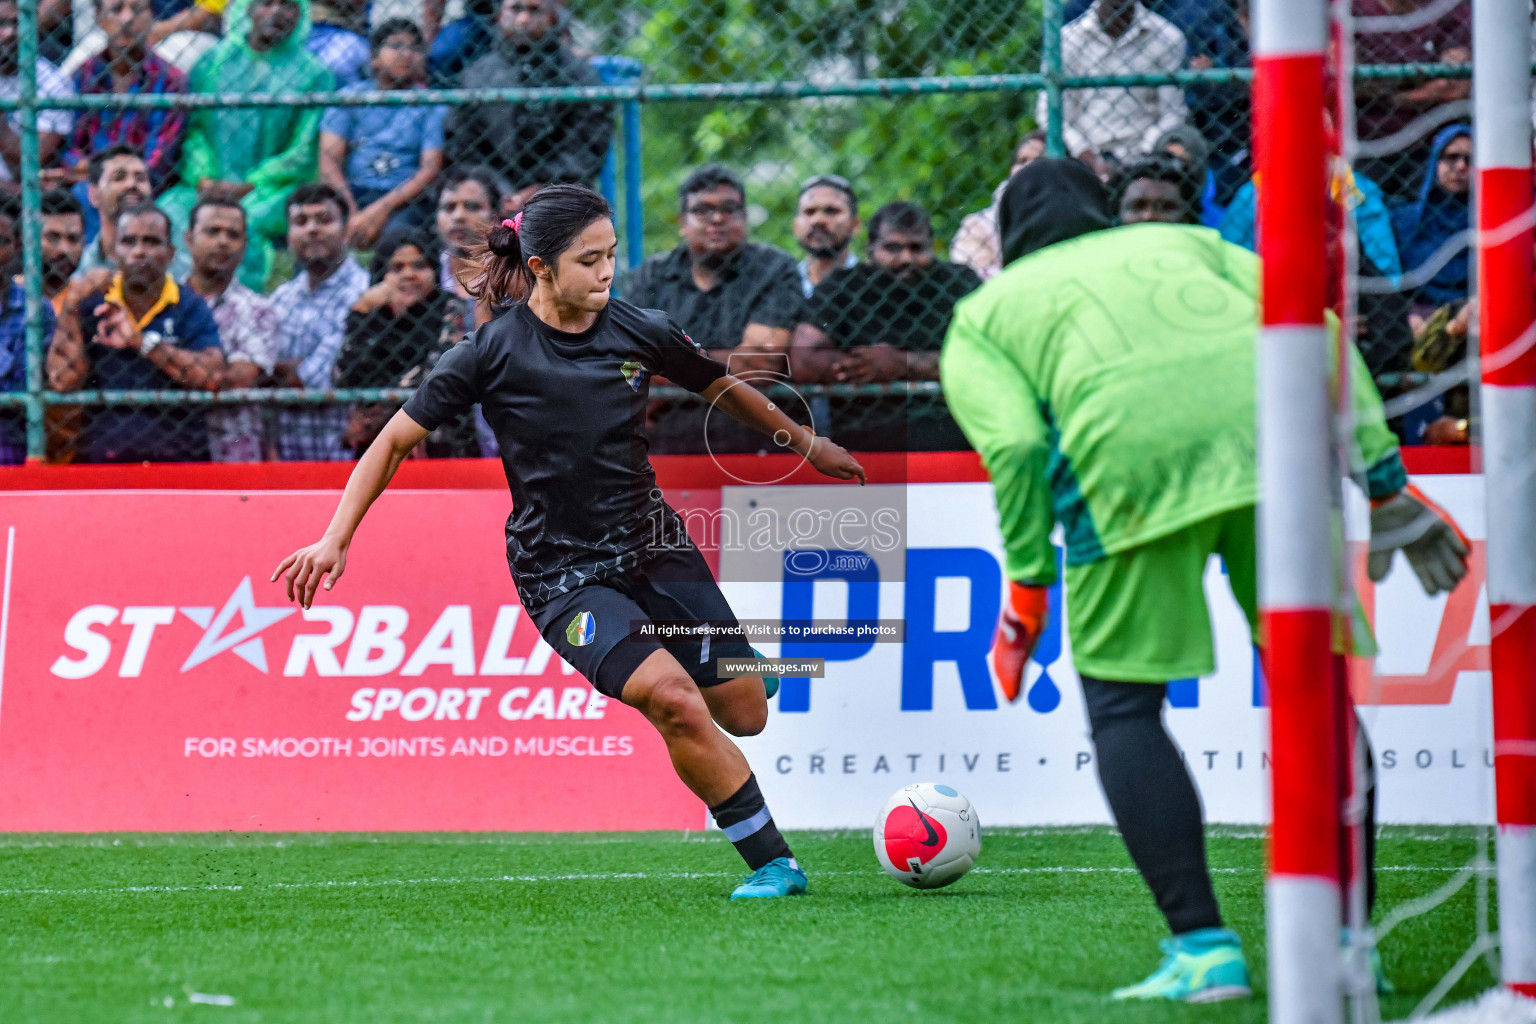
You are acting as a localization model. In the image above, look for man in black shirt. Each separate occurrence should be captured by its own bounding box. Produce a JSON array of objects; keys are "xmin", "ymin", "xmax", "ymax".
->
[
  {"xmin": 443, "ymin": 0, "xmax": 611, "ymax": 201},
  {"xmin": 625, "ymin": 165, "xmax": 803, "ymax": 362},
  {"xmin": 792, "ymin": 201, "xmax": 980, "ymax": 451},
  {"xmin": 624, "ymin": 165, "xmax": 804, "ymax": 454}
]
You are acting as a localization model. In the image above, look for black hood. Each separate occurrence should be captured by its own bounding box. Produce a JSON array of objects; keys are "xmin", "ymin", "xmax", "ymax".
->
[{"xmin": 998, "ymin": 158, "xmax": 1113, "ymax": 266}]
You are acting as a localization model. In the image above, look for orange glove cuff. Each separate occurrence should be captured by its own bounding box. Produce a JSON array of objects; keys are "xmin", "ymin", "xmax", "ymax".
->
[{"xmin": 1006, "ymin": 581, "xmax": 1049, "ymax": 635}]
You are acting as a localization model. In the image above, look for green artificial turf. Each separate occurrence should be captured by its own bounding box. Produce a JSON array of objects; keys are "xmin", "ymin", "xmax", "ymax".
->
[{"xmin": 0, "ymin": 827, "xmax": 1499, "ymax": 1023}]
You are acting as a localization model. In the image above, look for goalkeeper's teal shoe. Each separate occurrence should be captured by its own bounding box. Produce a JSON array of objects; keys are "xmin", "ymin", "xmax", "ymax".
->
[
  {"xmin": 751, "ymin": 647, "xmax": 779, "ymax": 700},
  {"xmin": 1371, "ymin": 946, "xmax": 1394, "ymax": 995},
  {"xmin": 730, "ymin": 857, "xmax": 806, "ymax": 900},
  {"xmin": 1343, "ymin": 927, "xmax": 1394, "ymax": 995},
  {"xmin": 1111, "ymin": 928, "xmax": 1252, "ymax": 1003}
]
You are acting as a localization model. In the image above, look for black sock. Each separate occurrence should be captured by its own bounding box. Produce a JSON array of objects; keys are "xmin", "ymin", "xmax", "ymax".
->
[
  {"xmin": 1352, "ymin": 712, "xmax": 1379, "ymax": 916},
  {"xmin": 709, "ymin": 773, "xmax": 794, "ymax": 871},
  {"xmin": 1081, "ymin": 676, "xmax": 1224, "ymax": 935}
]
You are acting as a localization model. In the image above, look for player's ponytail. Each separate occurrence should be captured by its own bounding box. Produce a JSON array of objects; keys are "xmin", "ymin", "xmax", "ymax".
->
[
  {"xmin": 471, "ymin": 216, "xmax": 533, "ymax": 306},
  {"xmin": 465, "ymin": 183, "xmax": 613, "ymax": 308}
]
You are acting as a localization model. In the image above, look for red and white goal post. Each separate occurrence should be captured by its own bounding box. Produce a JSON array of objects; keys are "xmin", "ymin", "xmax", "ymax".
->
[
  {"xmin": 1257, "ymin": 0, "xmax": 1536, "ymax": 1019},
  {"xmin": 1475, "ymin": 0, "xmax": 1536, "ymax": 1002}
]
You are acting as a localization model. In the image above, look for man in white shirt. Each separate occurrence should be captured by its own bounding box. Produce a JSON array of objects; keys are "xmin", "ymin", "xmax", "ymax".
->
[
  {"xmin": 1038, "ymin": 0, "xmax": 1189, "ymax": 174},
  {"xmin": 269, "ymin": 182, "xmax": 370, "ymax": 462},
  {"xmin": 0, "ymin": 0, "xmax": 74, "ymax": 180},
  {"xmin": 183, "ymin": 195, "xmax": 282, "ymax": 463}
]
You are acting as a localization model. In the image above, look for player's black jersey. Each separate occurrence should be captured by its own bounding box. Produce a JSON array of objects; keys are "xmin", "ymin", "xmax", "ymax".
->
[{"xmin": 402, "ymin": 298, "xmax": 728, "ymax": 606}]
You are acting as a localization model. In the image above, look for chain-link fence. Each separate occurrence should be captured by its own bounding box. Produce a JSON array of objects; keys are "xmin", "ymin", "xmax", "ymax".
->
[{"xmin": 0, "ymin": 0, "xmax": 1490, "ymax": 462}]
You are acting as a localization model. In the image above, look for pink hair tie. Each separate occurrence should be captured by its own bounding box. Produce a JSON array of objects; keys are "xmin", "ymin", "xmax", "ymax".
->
[{"xmin": 503, "ymin": 212, "xmax": 524, "ymax": 234}]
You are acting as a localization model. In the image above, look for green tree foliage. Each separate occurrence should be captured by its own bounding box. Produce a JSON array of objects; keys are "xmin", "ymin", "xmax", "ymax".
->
[{"xmin": 578, "ymin": 0, "xmax": 1045, "ymax": 261}]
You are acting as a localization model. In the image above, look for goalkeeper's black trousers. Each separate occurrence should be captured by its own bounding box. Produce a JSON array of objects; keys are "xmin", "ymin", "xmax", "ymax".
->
[{"xmin": 1080, "ymin": 676, "xmax": 1378, "ymax": 936}]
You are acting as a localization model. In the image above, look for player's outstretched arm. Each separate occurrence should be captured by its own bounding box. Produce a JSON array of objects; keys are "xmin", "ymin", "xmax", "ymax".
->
[
  {"xmin": 698, "ymin": 375, "xmax": 867, "ymax": 484},
  {"xmin": 271, "ymin": 410, "xmax": 431, "ymax": 608},
  {"xmin": 941, "ymin": 304, "xmax": 1057, "ymax": 702}
]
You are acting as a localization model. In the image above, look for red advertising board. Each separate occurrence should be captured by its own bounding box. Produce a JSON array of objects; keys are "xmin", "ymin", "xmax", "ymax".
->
[
  {"xmin": 0, "ymin": 449, "xmax": 1462, "ymax": 831},
  {"xmin": 0, "ymin": 453, "xmax": 980, "ymax": 832},
  {"xmin": 0, "ymin": 488, "xmax": 709, "ymax": 831}
]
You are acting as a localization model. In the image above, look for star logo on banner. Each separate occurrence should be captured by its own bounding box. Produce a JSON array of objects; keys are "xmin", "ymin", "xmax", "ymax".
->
[{"xmin": 179, "ymin": 576, "xmax": 297, "ymax": 673}]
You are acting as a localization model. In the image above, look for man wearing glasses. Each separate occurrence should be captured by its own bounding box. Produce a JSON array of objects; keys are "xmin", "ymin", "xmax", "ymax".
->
[
  {"xmin": 319, "ymin": 19, "xmax": 447, "ymax": 250},
  {"xmin": 624, "ymin": 164, "xmax": 804, "ymax": 453}
]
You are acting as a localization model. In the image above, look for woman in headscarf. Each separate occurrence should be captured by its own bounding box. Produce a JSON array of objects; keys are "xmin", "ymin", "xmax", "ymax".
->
[
  {"xmin": 160, "ymin": 0, "xmax": 334, "ymax": 290},
  {"xmin": 1390, "ymin": 123, "xmax": 1473, "ymax": 320},
  {"xmin": 334, "ymin": 229, "xmax": 477, "ymax": 457},
  {"xmin": 1391, "ymin": 125, "xmax": 1476, "ymax": 443}
]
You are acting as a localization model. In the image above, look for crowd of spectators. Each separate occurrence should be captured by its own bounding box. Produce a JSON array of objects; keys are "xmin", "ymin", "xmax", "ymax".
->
[{"xmin": 0, "ymin": 0, "xmax": 1488, "ymax": 463}]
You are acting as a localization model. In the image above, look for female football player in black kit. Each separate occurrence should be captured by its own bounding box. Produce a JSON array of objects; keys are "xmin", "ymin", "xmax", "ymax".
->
[{"xmin": 273, "ymin": 184, "xmax": 865, "ymax": 898}]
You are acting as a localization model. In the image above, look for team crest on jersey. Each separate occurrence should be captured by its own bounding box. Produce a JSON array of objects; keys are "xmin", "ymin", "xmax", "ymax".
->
[
  {"xmin": 619, "ymin": 360, "xmax": 648, "ymax": 392},
  {"xmin": 566, "ymin": 611, "xmax": 597, "ymax": 647}
]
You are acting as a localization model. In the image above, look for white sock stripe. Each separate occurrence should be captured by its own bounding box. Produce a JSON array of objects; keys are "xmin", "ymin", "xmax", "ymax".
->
[{"xmin": 720, "ymin": 806, "xmax": 773, "ymax": 843}]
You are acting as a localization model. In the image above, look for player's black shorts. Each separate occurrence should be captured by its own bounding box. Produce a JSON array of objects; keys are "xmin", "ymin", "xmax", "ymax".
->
[{"xmin": 523, "ymin": 541, "xmax": 758, "ymax": 700}]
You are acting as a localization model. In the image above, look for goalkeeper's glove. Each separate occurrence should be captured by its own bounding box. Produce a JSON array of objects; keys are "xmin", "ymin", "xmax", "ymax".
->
[
  {"xmin": 990, "ymin": 581, "xmax": 1049, "ymax": 703},
  {"xmin": 1368, "ymin": 483, "xmax": 1471, "ymax": 596}
]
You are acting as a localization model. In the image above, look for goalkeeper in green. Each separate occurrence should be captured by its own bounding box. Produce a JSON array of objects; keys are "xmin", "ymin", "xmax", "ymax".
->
[{"xmin": 940, "ymin": 159, "xmax": 1470, "ymax": 1003}]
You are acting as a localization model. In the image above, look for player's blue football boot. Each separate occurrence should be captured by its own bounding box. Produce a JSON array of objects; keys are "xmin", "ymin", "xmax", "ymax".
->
[
  {"xmin": 729, "ymin": 857, "xmax": 806, "ymax": 900},
  {"xmin": 750, "ymin": 647, "xmax": 779, "ymax": 700},
  {"xmin": 1110, "ymin": 928, "xmax": 1252, "ymax": 1003}
]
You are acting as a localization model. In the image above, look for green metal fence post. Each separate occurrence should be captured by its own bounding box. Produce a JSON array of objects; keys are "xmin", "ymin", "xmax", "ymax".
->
[
  {"xmin": 1042, "ymin": 0, "xmax": 1066, "ymax": 158},
  {"xmin": 17, "ymin": 0, "xmax": 42, "ymax": 462}
]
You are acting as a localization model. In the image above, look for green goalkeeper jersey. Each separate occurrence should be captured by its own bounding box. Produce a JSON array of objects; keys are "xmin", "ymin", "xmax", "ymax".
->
[{"xmin": 940, "ymin": 222, "xmax": 1406, "ymax": 587}]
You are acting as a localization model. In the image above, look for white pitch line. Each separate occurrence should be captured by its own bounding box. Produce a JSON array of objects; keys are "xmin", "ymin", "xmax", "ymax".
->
[
  {"xmin": 0, "ymin": 864, "xmax": 1472, "ymax": 898},
  {"xmin": 0, "ymin": 827, "xmax": 1483, "ymax": 851}
]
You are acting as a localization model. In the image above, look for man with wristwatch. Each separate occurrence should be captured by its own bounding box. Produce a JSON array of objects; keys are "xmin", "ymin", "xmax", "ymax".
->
[{"xmin": 46, "ymin": 202, "xmax": 224, "ymax": 463}]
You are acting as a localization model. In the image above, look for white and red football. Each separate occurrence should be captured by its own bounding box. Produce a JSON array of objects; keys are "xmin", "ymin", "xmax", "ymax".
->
[{"xmin": 874, "ymin": 783, "xmax": 981, "ymax": 889}]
